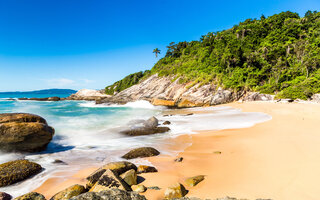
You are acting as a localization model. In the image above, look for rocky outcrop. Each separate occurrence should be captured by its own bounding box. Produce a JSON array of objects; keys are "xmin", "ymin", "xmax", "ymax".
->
[
  {"xmin": 0, "ymin": 113, "xmax": 54, "ymax": 152},
  {"xmin": 121, "ymin": 117, "xmax": 170, "ymax": 136},
  {"xmin": 67, "ymin": 89, "xmax": 110, "ymax": 101},
  {"xmin": 98, "ymin": 74, "xmax": 238, "ymax": 108},
  {"xmin": 86, "ymin": 161, "xmax": 137, "ymax": 189},
  {"xmin": 89, "ymin": 169, "xmax": 131, "ymax": 192},
  {"xmin": 18, "ymin": 97, "xmax": 61, "ymax": 101},
  {"xmin": 243, "ymin": 92, "xmax": 273, "ymax": 101},
  {"xmin": 137, "ymin": 165, "xmax": 158, "ymax": 174},
  {"xmin": 50, "ymin": 184, "xmax": 86, "ymax": 200},
  {"xmin": 14, "ymin": 192, "xmax": 45, "ymax": 200},
  {"xmin": 311, "ymin": 93, "xmax": 320, "ymax": 103},
  {"xmin": 70, "ymin": 189, "xmax": 146, "ymax": 200},
  {"xmin": 122, "ymin": 147, "xmax": 160, "ymax": 159},
  {"xmin": 0, "ymin": 160, "xmax": 42, "ymax": 187},
  {"xmin": 0, "ymin": 192, "xmax": 12, "ymax": 200},
  {"xmin": 164, "ymin": 183, "xmax": 188, "ymax": 199},
  {"xmin": 185, "ymin": 175, "xmax": 205, "ymax": 187}
]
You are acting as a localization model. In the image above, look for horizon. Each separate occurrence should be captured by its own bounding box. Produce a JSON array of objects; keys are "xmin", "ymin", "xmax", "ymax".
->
[{"xmin": 1, "ymin": 0, "xmax": 320, "ymax": 92}]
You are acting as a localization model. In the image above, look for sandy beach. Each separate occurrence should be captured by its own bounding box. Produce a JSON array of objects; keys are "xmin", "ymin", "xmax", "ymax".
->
[{"xmin": 35, "ymin": 101, "xmax": 320, "ymax": 200}]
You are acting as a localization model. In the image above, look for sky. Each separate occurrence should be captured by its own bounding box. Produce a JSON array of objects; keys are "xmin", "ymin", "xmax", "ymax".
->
[{"xmin": 0, "ymin": 0, "xmax": 320, "ymax": 91}]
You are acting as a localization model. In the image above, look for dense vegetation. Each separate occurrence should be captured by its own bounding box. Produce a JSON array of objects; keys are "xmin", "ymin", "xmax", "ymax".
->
[{"xmin": 106, "ymin": 11, "xmax": 320, "ymax": 99}]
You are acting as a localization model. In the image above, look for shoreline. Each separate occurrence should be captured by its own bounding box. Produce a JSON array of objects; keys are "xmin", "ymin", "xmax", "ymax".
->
[{"xmin": 33, "ymin": 101, "xmax": 320, "ymax": 199}]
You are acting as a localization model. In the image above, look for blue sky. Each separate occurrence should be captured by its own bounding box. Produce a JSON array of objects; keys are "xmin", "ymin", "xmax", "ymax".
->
[{"xmin": 0, "ymin": 0, "xmax": 319, "ymax": 91}]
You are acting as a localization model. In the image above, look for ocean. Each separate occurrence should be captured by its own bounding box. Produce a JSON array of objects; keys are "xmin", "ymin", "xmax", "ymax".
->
[{"xmin": 0, "ymin": 92, "xmax": 271, "ymax": 197}]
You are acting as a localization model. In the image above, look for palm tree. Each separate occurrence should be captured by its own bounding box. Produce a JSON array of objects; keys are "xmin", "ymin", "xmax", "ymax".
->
[{"xmin": 153, "ymin": 48, "xmax": 161, "ymax": 58}]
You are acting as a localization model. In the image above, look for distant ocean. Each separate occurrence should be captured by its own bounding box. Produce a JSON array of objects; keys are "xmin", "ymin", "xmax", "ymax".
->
[{"xmin": 0, "ymin": 91, "xmax": 271, "ymax": 197}]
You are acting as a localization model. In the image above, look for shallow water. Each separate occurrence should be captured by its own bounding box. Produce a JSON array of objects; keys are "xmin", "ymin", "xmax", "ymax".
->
[{"xmin": 0, "ymin": 96, "xmax": 271, "ymax": 197}]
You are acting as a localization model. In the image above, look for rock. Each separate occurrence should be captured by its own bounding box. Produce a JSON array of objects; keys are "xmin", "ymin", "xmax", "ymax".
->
[
  {"xmin": 174, "ymin": 157, "xmax": 183, "ymax": 162},
  {"xmin": 122, "ymin": 147, "xmax": 160, "ymax": 159},
  {"xmin": 151, "ymin": 98, "xmax": 176, "ymax": 107},
  {"xmin": 17, "ymin": 98, "xmax": 28, "ymax": 100},
  {"xmin": 70, "ymin": 188, "xmax": 146, "ymax": 200},
  {"xmin": 67, "ymin": 89, "xmax": 110, "ymax": 101},
  {"xmin": 0, "ymin": 192, "xmax": 12, "ymax": 200},
  {"xmin": 137, "ymin": 165, "xmax": 158, "ymax": 174},
  {"xmin": 50, "ymin": 184, "xmax": 86, "ymax": 200},
  {"xmin": 131, "ymin": 185, "xmax": 147, "ymax": 193},
  {"xmin": 243, "ymin": 92, "xmax": 273, "ymax": 101},
  {"xmin": 121, "ymin": 126, "xmax": 170, "ymax": 136},
  {"xmin": 177, "ymin": 98, "xmax": 197, "ymax": 108},
  {"xmin": 147, "ymin": 186, "xmax": 161, "ymax": 190},
  {"xmin": 0, "ymin": 113, "xmax": 55, "ymax": 152},
  {"xmin": 14, "ymin": 192, "xmax": 46, "ymax": 200},
  {"xmin": 89, "ymin": 169, "xmax": 131, "ymax": 192},
  {"xmin": 143, "ymin": 117, "xmax": 158, "ymax": 128},
  {"xmin": 0, "ymin": 160, "xmax": 42, "ymax": 187},
  {"xmin": 86, "ymin": 161, "xmax": 137, "ymax": 189},
  {"xmin": 312, "ymin": 93, "xmax": 320, "ymax": 103},
  {"xmin": 163, "ymin": 121, "xmax": 171, "ymax": 125},
  {"xmin": 213, "ymin": 151, "xmax": 222, "ymax": 154},
  {"xmin": 211, "ymin": 87, "xmax": 234, "ymax": 105},
  {"xmin": 120, "ymin": 169, "xmax": 137, "ymax": 186},
  {"xmin": 48, "ymin": 96, "xmax": 60, "ymax": 101},
  {"xmin": 164, "ymin": 183, "xmax": 188, "ymax": 199},
  {"xmin": 52, "ymin": 159, "xmax": 68, "ymax": 165},
  {"xmin": 185, "ymin": 175, "xmax": 205, "ymax": 187}
]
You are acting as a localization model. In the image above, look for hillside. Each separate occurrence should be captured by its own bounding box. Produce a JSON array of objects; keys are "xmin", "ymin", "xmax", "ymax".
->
[{"xmin": 106, "ymin": 11, "xmax": 320, "ymax": 100}]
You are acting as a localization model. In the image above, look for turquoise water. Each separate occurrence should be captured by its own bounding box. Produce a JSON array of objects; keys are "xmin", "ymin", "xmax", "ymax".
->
[{"xmin": 0, "ymin": 93, "xmax": 272, "ymax": 197}]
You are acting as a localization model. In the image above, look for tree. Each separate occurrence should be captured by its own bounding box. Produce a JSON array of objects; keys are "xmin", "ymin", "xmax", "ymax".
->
[{"xmin": 153, "ymin": 48, "xmax": 161, "ymax": 58}]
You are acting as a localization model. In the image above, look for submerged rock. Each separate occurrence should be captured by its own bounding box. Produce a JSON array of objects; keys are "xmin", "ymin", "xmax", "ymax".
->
[
  {"xmin": 164, "ymin": 183, "xmax": 188, "ymax": 199},
  {"xmin": 137, "ymin": 165, "xmax": 158, "ymax": 174},
  {"xmin": 50, "ymin": 184, "xmax": 86, "ymax": 200},
  {"xmin": 14, "ymin": 192, "xmax": 45, "ymax": 200},
  {"xmin": 86, "ymin": 161, "xmax": 137, "ymax": 189},
  {"xmin": 70, "ymin": 188, "xmax": 146, "ymax": 200},
  {"xmin": 0, "ymin": 192, "xmax": 12, "ymax": 200},
  {"xmin": 122, "ymin": 147, "xmax": 160, "ymax": 159},
  {"xmin": 89, "ymin": 169, "xmax": 131, "ymax": 192},
  {"xmin": 0, "ymin": 160, "xmax": 42, "ymax": 187},
  {"xmin": 185, "ymin": 175, "xmax": 205, "ymax": 187},
  {"xmin": 0, "ymin": 113, "xmax": 54, "ymax": 152}
]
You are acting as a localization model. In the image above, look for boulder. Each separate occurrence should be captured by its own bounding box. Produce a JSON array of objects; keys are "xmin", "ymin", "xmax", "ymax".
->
[
  {"xmin": 243, "ymin": 92, "xmax": 273, "ymax": 101},
  {"xmin": 0, "ymin": 160, "xmax": 42, "ymax": 187},
  {"xmin": 120, "ymin": 169, "xmax": 137, "ymax": 186},
  {"xmin": 0, "ymin": 192, "xmax": 12, "ymax": 200},
  {"xmin": 89, "ymin": 169, "xmax": 131, "ymax": 192},
  {"xmin": 50, "ymin": 184, "xmax": 86, "ymax": 200},
  {"xmin": 131, "ymin": 185, "xmax": 147, "ymax": 193},
  {"xmin": 137, "ymin": 165, "xmax": 158, "ymax": 174},
  {"xmin": 0, "ymin": 113, "xmax": 54, "ymax": 152},
  {"xmin": 312, "ymin": 93, "xmax": 320, "ymax": 103},
  {"xmin": 163, "ymin": 121, "xmax": 171, "ymax": 125},
  {"xmin": 143, "ymin": 117, "xmax": 158, "ymax": 128},
  {"xmin": 122, "ymin": 147, "xmax": 160, "ymax": 159},
  {"xmin": 185, "ymin": 175, "xmax": 205, "ymax": 187},
  {"xmin": 86, "ymin": 161, "xmax": 137, "ymax": 189},
  {"xmin": 14, "ymin": 192, "xmax": 45, "ymax": 200},
  {"xmin": 151, "ymin": 99, "xmax": 176, "ymax": 107},
  {"xmin": 211, "ymin": 88, "xmax": 233, "ymax": 105},
  {"xmin": 121, "ymin": 126, "xmax": 170, "ymax": 136},
  {"xmin": 70, "ymin": 188, "xmax": 146, "ymax": 200},
  {"xmin": 164, "ymin": 183, "xmax": 187, "ymax": 199}
]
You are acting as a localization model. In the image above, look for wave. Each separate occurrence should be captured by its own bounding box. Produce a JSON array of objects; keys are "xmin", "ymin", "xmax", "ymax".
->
[{"xmin": 78, "ymin": 100, "xmax": 158, "ymax": 109}]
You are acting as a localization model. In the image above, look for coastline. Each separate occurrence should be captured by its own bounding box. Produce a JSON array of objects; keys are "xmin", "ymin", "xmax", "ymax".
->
[{"xmin": 33, "ymin": 101, "xmax": 320, "ymax": 200}]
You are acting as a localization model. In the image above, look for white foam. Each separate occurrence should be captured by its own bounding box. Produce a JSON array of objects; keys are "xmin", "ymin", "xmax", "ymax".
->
[{"xmin": 79, "ymin": 100, "xmax": 158, "ymax": 109}]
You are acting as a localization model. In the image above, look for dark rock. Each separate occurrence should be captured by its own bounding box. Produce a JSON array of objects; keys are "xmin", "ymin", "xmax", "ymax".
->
[
  {"xmin": 70, "ymin": 188, "xmax": 146, "ymax": 200},
  {"xmin": 0, "ymin": 192, "xmax": 12, "ymax": 200},
  {"xmin": 13, "ymin": 192, "xmax": 45, "ymax": 200},
  {"xmin": 174, "ymin": 157, "xmax": 183, "ymax": 162},
  {"xmin": 52, "ymin": 159, "xmax": 68, "ymax": 165},
  {"xmin": 121, "ymin": 126, "xmax": 170, "ymax": 136},
  {"xmin": 50, "ymin": 184, "xmax": 86, "ymax": 200},
  {"xmin": 163, "ymin": 121, "xmax": 171, "ymax": 125},
  {"xmin": 184, "ymin": 113, "xmax": 193, "ymax": 116},
  {"xmin": 0, "ymin": 113, "xmax": 54, "ymax": 152},
  {"xmin": 48, "ymin": 97, "xmax": 60, "ymax": 101},
  {"xmin": 137, "ymin": 165, "xmax": 158, "ymax": 174},
  {"xmin": 0, "ymin": 160, "xmax": 42, "ymax": 187},
  {"xmin": 5, "ymin": 98, "xmax": 15, "ymax": 101},
  {"xmin": 122, "ymin": 147, "xmax": 160, "ymax": 160},
  {"xmin": 17, "ymin": 98, "xmax": 28, "ymax": 100},
  {"xmin": 89, "ymin": 169, "xmax": 131, "ymax": 192},
  {"xmin": 147, "ymin": 186, "xmax": 161, "ymax": 190},
  {"xmin": 86, "ymin": 161, "xmax": 137, "ymax": 189}
]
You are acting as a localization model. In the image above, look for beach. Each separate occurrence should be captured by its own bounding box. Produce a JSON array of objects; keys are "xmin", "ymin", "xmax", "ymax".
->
[{"xmin": 33, "ymin": 101, "xmax": 320, "ymax": 199}]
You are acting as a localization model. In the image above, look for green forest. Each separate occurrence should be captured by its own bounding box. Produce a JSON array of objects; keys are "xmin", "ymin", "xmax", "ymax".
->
[{"xmin": 106, "ymin": 11, "xmax": 320, "ymax": 100}]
